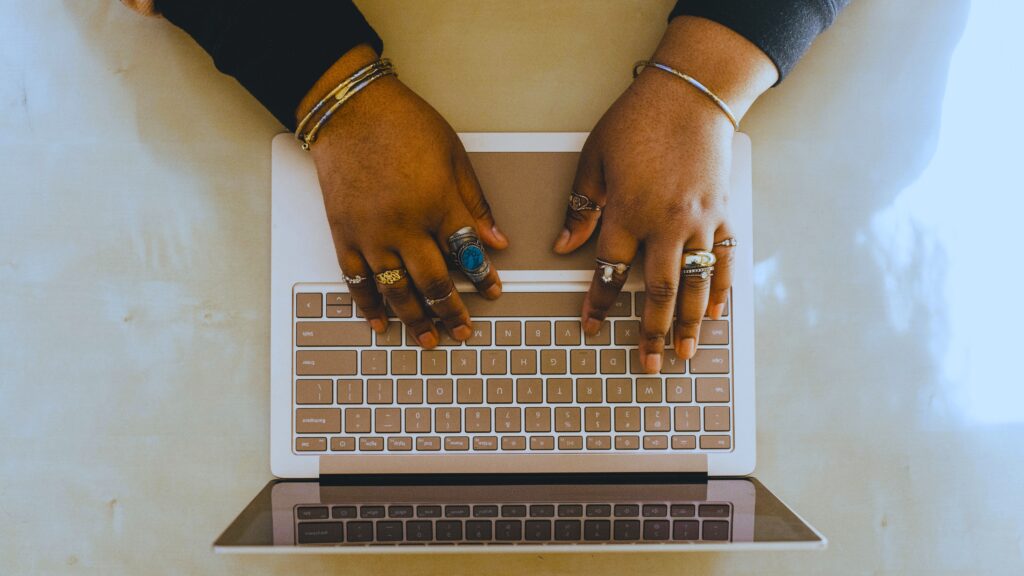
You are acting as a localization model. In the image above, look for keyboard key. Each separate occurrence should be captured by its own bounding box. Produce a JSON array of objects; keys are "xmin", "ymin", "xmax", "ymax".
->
[
  {"xmin": 606, "ymin": 378, "xmax": 632, "ymax": 403},
  {"xmin": 558, "ymin": 436, "xmax": 583, "ymax": 450},
  {"xmin": 555, "ymin": 407, "xmax": 581, "ymax": 432},
  {"xmin": 295, "ymin": 293, "xmax": 322, "ymax": 318},
  {"xmin": 558, "ymin": 504, "xmax": 583, "ymax": 517},
  {"xmin": 636, "ymin": 378, "xmax": 663, "ymax": 402},
  {"xmin": 295, "ymin": 350, "xmax": 356, "ymax": 376},
  {"xmin": 586, "ymin": 504, "xmax": 612, "ymax": 517},
  {"xmin": 445, "ymin": 505, "xmax": 470, "ymax": 518},
  {"xmin": 614, "ymin": 321, "xmax": 640, "ymax": 345},
  {"xmin": 486, "ymin": 378, "xmax": 514, "ymax": 403},
  {"xmin": 390, "ymin": 350, "xmax": 417, "ymax": 375},
  {"xmin": 671, "ymin": 435, "xmax": 696, "ymax": 449},
  {"xmin": 416, "ymin": 505, "xmax": 442, "ymax": 518},
  {"xmin": 690, "ymin": 349, "xmax": 729, "ymax": 374},
  {"xmin": 451, "ymin": 350, "xmax": 477, "ymax": 375},
  {"xmin": 295, "ymin": 408, "xmax": 340, "ymax": 434},
  {"xmin": 615, "ymin": 435, "xmax": 640, "ymax": 450},
  {"xmin": 530, "ymin": 505, "xmax": 555, "ymax": 517},
  {"xmin": 466, "ymin": 321, "xmax": 492, "ymax": 346},
  {"xmin": 530, "ymin": 436, "xmax": 554, "ymax": 450},
  {"xmin": 494, "ymin": 321, "xmax": 521, "ymax": 346},
  {"xmin": 540, "ymin": 349, "xmax": 567, "ymax": 375},
  {"xmin": 466, "ymin": 520, "xmax": 493, "ymax": 541},
  {"xmin": 699, "ymin": 504, "xmax": 731, "ymax": 518},
  {"xmin": 416, "ymin": 436, "xmax": 441, "ymax": 451},
  {"xmin": 295, "ymin": 321, "xmax": 371, "ymax": 347},
  {"xmin": 525, "ymin": 407, "xmax": 552, "ymax": 432},
  {"xmin": 613, "ymin": 520, "xmax": 641, "ymax": 540},
  {"xmin": 670, "ymin": 504, "xmax": 695, "ymax": 517},
  {"xmin": 396, "ymin": 379, "xmax": 423, "ymax": 404},
  {"xmin": 297, "ymin": 521, "xmax": 342, "ymax": 543},
  {"xmin": 516, "ymin": 378, "xmax": 543, "ymax": 403},
  {"xmin": 445, "ymin": 436, "xmax": 470, "ymax": 450},
  {"xmin": 427, "ymin": 378, "xmax": 453, "ymax": 404},
  {"xmin": 584, "ymin": 519, "xmax": 611, "ymax": 540},
  {"xmin": 555, "ymin": 519, "xmax": 582, "ymax": 540},
  {"xmin": 330, "ymin": 436, "xmax": 355, "ymax": 451},
  {"xmin": 696, "ymin": 378, "xmax": 730, "ymax": 402},
  {"xmin": 325, "ymin": 305, "xmax": 352, "ymax": 318},
  {"xmin": 474, "ymin": 505, "xmax": 499, "ymax": 518},
  {"xmin": 345, "ymin": 521, "xmax": 373, "ymax": 542},
  {"xmin": 673, "ymin": 520, "xmax": 699, "ymax": 540},
  {"xmin": 555, "ymin": 320, "xmax": 581, "ymax": 346},
  {"xmin": 295, "ymin": 379, "xmax": 333, "ymax": 404},
  {"xmin": 570, "ymin": 349, "xmax": 598, "ymax": 375},
  {"xmin": 360, "ymin": 505, "xmax": 385, "ymax": 518},
  {"xmin": 644, "ymin": 407, "xmax": 670, "ymax": 432},
  {"xmin": 704, "ymin": 406, "xmax": 731, "ymax": 431},
  {"xmin": 502, "ymin": 505, "xmax": 527, "ymax": 517},
  {"xmin": 524, "ymin": 321, "xmax": 551, "ymax": 346},
  {"xmin": 700, "ymin": 435, "xmax": 732, "ymax": 449},
  {"xmin": 660, "ymin": 350, "xmax": 686, "ymax": 374},
  {"xmin": 584, "ymin": 321, "xmax": 611, "ymax": 346},
  {"xmin": 501, "ymin": 435, "xmax": 526, "ymax": 450},
  {"xmin": 344, "ymin": 408, "xmax": 371, "ymax": 433},
  {"xmin": 420, "ymin": 350, "xmax": 447, "ymax": 375},
  {"xmin": 585, "ymin": 407, "xmax": 611, "ymax": 432},
  {"xmin": 644, "ymin": 435, "xmax": 669, "ymax": 449},
  {"xmin": 376, "ymin": 321, "xmax": 402, "ymax": 346},
  {"xmin": 699, "ymin": 320, "xmax": 729, "ymax": 345},
  {"xmin": 702, "ymin": 520, "xmax": 730, "ymax": 541},
  {"xmin": 674, "ymin": 406, "xmax": 700, "ymax": 432},
  {"xmin": 297, "ymin": 506, "xmax": 328, "ymax": 520},
  {"xmin": 666, "ymin": 378, "xmax": 692, "ymax": 402},
  {"xmin": 496, "ymin": 520, "xmax": 523, "ymax": 541},
  {"xmin": 644, "ymin": 520, "xmax": 670, "ymax": 540},
  {"xmin": 436, "ymin": 520, "xmax": 463, "ymax": 541},
  {"xmin": 480, "ymin": 350, "xmax": 507, "ymax": 374},
  {"xmin": 358, "ymin": 436, "xmax": 383, "ymax": 451},
  {"xmin": 473, "ymin": 436, "xmax": 498, "ymax": 450},
  {"xmin": 510, "ymin": 349, "xmax": 537, "ymax": 375},
  {"xmin": 525, "ymin": 520, "xmax": 552, "ymax": 541},
  {"xmin": 374, "ymin": 408, "xmax": 400, "ymax": 433},
  {"xmin": 465, "ymin": 407, "xmax": 491, "ymax": 432},
  {"xmin": 366, "ymin": 379, "xmax": 393, "ymax": 404},
  {"xmin": 435, "ymin": 408, "xmax": 461, "ymax": 432},
  {"xmin": 360, "ymin": 350, "xmax": 387, "ymax": 375},
  {"xmin": 609, "ymin": 292, "xmax": 632, "ymax": 317},
  {"xmin": 586, "ymin": 435, "xmax": 612, "ymax": 450},
  {"xmin": 461, "ymin": 291, "xmax": 584, "ymax": 317},
  {"xmin": 546, "ymin": 378, "xmax": 573, "ymax": 403},
  {"xmin": 495, "ymin": 407, "xmax": 521, "ymax": 432},
  {"xmin": 600, "ymin": 349, "xmax": 627, "ymax": 374},
  {"xmin": 405, "ymin": 407, "xmax": 431, "ymax": 432},
  {"xmin": 457, "ymin": 378, "xmax": 483, "ymax": 404},
  {"xmin": 406, "ymin": 520, "xmax": 433, "ymax": 541},
  {"xmin": 336, "ymin": 379, "xmax": 363, "ymax": 404},
  {"xmin": 614, "ymin": 504, "xmax": 640, "ymax": 517},
  {"xmin": 642, "ymin": 504, "xmax": 668, "ymax": 517},
  {"xmin": 326, "ymin": 293, "xmax": 351, "ymax": 306},
  {"xmin": 377, "ymin": 521, "xmax": 403, "ymax": 542},
  {"xmin": 332, "ymin": 506, "xmax": 357, "ymax": 519},
  {"xmin": 614, "ymin": 406, "xmax": 641, "ymax": 432}
]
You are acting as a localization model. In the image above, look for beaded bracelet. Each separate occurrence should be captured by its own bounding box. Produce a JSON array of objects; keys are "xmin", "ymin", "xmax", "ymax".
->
[
  {"xmin": 632, "ymin": 60, "xmax": 739, "ymax": 130},
  {"xmin": 295, "ymin": 58, "xmax": 396, "ymax": 150}
]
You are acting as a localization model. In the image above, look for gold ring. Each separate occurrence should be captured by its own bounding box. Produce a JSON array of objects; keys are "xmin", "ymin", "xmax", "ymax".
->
[
  {"xmin": 683, "ymin": 250, "xmax": 716, "ymax": 269},
  {"xmin": 374, "ymin": 268, "xmax": 407, "ymax": 286}
]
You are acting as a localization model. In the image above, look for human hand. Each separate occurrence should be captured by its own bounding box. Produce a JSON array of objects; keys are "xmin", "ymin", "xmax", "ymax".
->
[
  {"xmin": 302, "ymin": 47, "xmax": 508, "ymax": 348},
  {"xmin": 552, "ymin": 17, "xmax": 776, "ymax": 372}
]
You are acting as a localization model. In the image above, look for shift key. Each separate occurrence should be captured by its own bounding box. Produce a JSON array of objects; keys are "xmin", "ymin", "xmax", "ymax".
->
[{"xmin": 296, "ymin": 322, "xmax": 371, "ymax": 346}]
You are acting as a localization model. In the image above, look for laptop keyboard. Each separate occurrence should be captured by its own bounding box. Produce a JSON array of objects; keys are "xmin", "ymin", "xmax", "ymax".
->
[
  {"xmin": 293, "ymin": 499, "xmax": 733, "ymax": 545},
  {"xmin": 293, "ymin": 285, "xmax": 733, "ymax": 454}
]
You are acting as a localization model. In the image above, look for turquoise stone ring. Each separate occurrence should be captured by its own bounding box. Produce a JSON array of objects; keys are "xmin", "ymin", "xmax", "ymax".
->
[{"xmin": 447, "ymin": 227, "xmax": 490, "ymax": 283}]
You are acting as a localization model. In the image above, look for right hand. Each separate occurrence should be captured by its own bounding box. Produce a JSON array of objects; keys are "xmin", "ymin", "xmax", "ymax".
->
[{"xmin": 303, "ymin": 49, "xmax": 508, "ymax": 348}]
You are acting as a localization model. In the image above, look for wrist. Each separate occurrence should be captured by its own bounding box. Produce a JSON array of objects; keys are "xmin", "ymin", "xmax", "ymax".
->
[
  {"xmin": 295, "ymin": 44, "xmax": 381, "ymax": 125},
  {"xmin": 644, "ymin": 16, "xmax": 778, "ymax": 121}
]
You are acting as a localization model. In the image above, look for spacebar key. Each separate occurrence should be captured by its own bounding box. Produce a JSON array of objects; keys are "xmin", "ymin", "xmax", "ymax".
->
[{"xmin": 461, "ymin": 292, "xmax": 585, "ymax": 317}]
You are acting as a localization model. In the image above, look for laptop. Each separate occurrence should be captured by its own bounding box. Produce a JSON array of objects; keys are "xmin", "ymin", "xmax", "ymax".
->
[{"xmin": 213, "ymin": 132, "xmax": 825, "ymax": 552}]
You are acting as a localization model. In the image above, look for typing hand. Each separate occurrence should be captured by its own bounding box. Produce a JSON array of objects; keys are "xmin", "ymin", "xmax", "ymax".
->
[
  {"xmin": 303, "ymin": 47, "xmax": 508, "ymax": 348},
  {"xmin": 552, "ymin": 17, "xmax": 776, "ymax": 373}
]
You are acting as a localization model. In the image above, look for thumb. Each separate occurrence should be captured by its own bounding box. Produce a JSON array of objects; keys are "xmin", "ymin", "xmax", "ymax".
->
[
  {"xmin": 553, "ymin": 144, "xmax": 605, "ymax": 254},
  {"xmin": 453, "ymin": 149, "xmax": 509, "ymax": 250}
]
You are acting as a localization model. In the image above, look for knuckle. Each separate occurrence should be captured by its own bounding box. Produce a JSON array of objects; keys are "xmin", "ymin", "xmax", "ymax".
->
[
  {"xmin": 465, "ymin": 192, "xmax": 492, "ymax": 219},
  {"xmin": 675, "ymin": 317, "xmax": 703, "ymax": 334},
  {"xmin": 419, "ymin": 275, "xmax": 454, "ymax": 299},
  {"xmin": 645, "ymin": 278, "xmax": 678, "ymax": 305}
]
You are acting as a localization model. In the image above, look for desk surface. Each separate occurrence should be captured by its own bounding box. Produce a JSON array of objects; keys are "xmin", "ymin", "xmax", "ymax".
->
[{"xmin": 3, "ymin": 1, "xmax": 1023, "ymax": 574}]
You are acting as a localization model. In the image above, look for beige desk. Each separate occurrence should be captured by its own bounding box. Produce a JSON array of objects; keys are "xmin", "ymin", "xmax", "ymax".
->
[{"xmin": 3, "ymin": 0, "xmax": 1023, "ymax": 574}]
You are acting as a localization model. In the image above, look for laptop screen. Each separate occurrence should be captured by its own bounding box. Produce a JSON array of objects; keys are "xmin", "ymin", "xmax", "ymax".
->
[{"xmin": 215, "ymin": 476, "xmax": 823, "ymax": 552}]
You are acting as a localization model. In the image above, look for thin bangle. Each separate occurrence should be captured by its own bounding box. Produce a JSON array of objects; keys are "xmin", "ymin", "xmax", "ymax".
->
[
  {"xmin": 632, "ymin": 60, "xmax": 740, "ymax": 130},
  {"xmin": 295, "ymin": 58, "xmax": 396, "ymax": 149}
]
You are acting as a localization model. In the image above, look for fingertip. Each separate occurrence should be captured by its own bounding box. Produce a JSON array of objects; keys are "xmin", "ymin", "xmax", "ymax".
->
[
  {"xmin": 417, "ymin": 331, "xmax": 438, "ymax": 349},
  {"xmin": 711, "ymin": 303, "xmax": 725, "ymax": 320},
  {"xmin": 484, "ymin": 284, "xmax": 502, "ymax": 299},
  {"xmin": 489, "ymin": 224, "xmax": 509, "ymax": 249},
  {"xmin": 677, "ymin": 337, "xmax": 696, "ymax": 360},
  {"xmin": 641, "ymin": 349, "xmax": 663, "ymax": 374},
  {"xmin": 369, "ymin": 318, "xmax": 386, "ymax": 333},
  {"xmin": 552, "ymin": 229, "xmax": 572, "ymax": 254}
]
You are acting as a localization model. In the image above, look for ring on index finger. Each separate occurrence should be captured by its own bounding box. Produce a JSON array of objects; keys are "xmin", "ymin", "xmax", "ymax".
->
[
  {"xmin": 569, "ymin": 190, "xmax": 602, "ymax": 212},
  {"xmin": 595, "ymin": 258, "xmax": 630, "ymax": 284},
  {"xmin": 447, "ymin": 226, "xmax": 490, "ymax": 283},
  {"xmin": 682, "ymin": 250, "xmax": 716, "ymax": 280}
]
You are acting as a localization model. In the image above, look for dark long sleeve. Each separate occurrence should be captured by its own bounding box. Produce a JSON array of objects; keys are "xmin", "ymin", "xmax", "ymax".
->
[
  {"xmin": 670, "ymin": 0, "xmax": 849, "ymax": 83},
  {"xmin": 154, "ymin": 0, "xmax": 383, "ymax": 130}
]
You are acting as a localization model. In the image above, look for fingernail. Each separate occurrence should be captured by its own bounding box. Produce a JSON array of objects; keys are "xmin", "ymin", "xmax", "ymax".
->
[
  {"xmin": 679, "ymin": 338, "xmax": 696, "ymax": 359},
  {"xmin": 484, "ymin": 284, "xmax": 502, "ymax": 299},
  {"xmin": 369, "ymin": 318, "xmax": 386, "ymax": 333},
  {"xmin": 711, "ymin": 303, "xmax": 725, "ymax": 320},
  {"xmin": 417, "ymin": 331, "xmax": 437, "ymax": 349},
  {"xmin": 643, "ymin": 350, "xmax": 663, "ymax": 374},
  {"xmin": 553, "ymin": 229, "xmax": 571, "ymax": 252},
  {"xmin": 584, "ymin": 317, "xmax": 602, "ymax": 335},
  {"xmin": 491, "ymin": 225, "xmax": 508, "ymax": 245},
  {"xmin": 452, "ymin": 324, "xmax": 472, "ymax": 341}
]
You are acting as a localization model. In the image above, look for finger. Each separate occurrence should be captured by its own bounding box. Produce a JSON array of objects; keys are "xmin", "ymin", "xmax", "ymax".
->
[
  {"xmin": 581, "ymin": 221, "xmax": 639, "ymax": 336},
  {"xmin": 439, "ymin": 207, "xmax": 503, "ymax": 300},
  {"xmin": 638, "ymin": 238, "xmax": 684, "ymax": 374},
  {"xmin": 553, "ymin": 141, "xmax": 605, "ymax": 254},
  {"xmin": 367, "ymin": 251, "xmax": 439, "ymax": 349},
  {"xmin": 403, "ymin": 242, "xmax": 473, "ymax": 341},
  {"xmin": 674, "ymin": 237, "xmax": 714, "ymax": 361},
  {"xmin": 453, "ymin": 145, "xmax": 508, "ymax": 250},
  {"xmin": 336, "ymin": 247, "xmax": 387, "ymax": 333},
  {"xmin": 706, "ymin": 223, "xmax": 735, "ymax": 319}
]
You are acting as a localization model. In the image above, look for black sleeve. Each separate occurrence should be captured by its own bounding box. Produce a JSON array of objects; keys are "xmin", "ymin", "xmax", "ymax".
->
[
  {"xmin": 670, "ymin": 0, "xmax": 849, "ymax": 83},
  {"xmin": 155, "ymin": 0, "xmax": 383, "ymax": 130}
]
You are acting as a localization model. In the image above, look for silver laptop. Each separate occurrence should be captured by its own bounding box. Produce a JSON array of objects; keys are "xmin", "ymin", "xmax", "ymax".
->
[{"xmin": 213, "ymin": 132, "xmax": 825, "ymax": 552}]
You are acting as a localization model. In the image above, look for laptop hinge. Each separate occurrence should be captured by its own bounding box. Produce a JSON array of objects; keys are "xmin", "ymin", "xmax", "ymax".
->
[{"xmin": 319, "ymin": 453, "xmax": 708, "ymax": 476}]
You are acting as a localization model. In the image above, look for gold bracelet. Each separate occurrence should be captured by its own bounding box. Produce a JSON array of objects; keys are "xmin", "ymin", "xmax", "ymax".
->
[
  {"xmin": 295, "ymin": 58, "xmax": 396, "ymax": 150},
  {"xmin": 632, "ymin": 60, "xmax": 739, "ymax": 130}
]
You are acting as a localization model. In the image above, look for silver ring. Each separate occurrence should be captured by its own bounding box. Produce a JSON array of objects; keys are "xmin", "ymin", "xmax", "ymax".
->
[
  {"xmin": 447, "ymin": 226, "xmax": 490, "ymax": 283},
  {"xmin": 343, "ymin": 274, "xmax": 367, "ymax": 285},
  {"xmin": 569, "ymin": 190, "xmax": 602, "ymax": 212},
  {"xmin": 424, "ymin": 287, "xmax": 455, "ymax": 307},
  {"xmin": 595, "ymin": 258, "xmax": 630, "ymax": 284},
  {"xmin": 714, "ymin": 238, "xmax": 738, "ymax": 248},
  {"xmin": 681, "ymin": 265, "xmax": 715, "ymax": 280}
]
